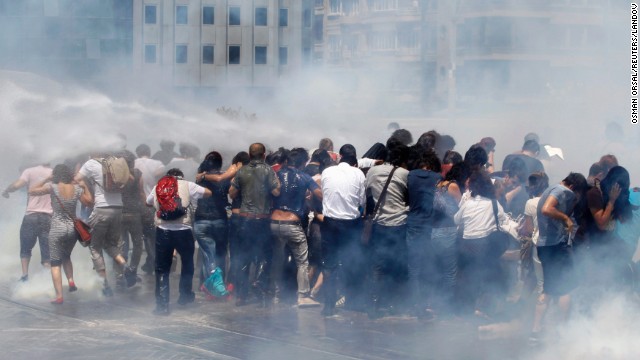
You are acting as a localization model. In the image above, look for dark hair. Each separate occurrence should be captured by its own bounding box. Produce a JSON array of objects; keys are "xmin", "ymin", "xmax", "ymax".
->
[
  {"xmin": 310, "ymin": 149, "xmax": 334, "ymax": 173},
  {"xmin": 464, "ymin": 144, "xmax": 488, "ymax": 171},
  {"xmin": 249, "ymin": 143, "xmax": 266, "ymax": 160},
  {"xmin": 339, "ymin": 144, "xmax": 357, "ymax": 159},
  {"xmin": 469, "ymin": 170, "xmax": 496, "ymax": 199},
  {"xmin": 600, "ymin": 166, "xmax": 632, "ymax": 221},
  {"xmin": 598, "ymin": 155, "xmax": 618, "ymax": 175},
  {"xmin": 437, "ymin": 135, "xmax": 456, "ymax": 158},
  {"xmin": 588, "ymin": 162, "xmax": 605, "ymax": 177},
  {"xmin": 199, "ymin": 151, "xmax": 223, "ymax": 172},
  {"xmin": 442, "ymin": 150, "xmax": 463, "ymax": 165},
  {"xmin": 340, "ymin": 155, "xmax": 358, "ymax": 167},
  {"xmin": 179, "ymin": 142, "xmax": 200, "ymax": 159},
  {"xmin": 416, "ymin": 130, "xmax": 440, "ymax": 151},
  {"xmin": 507, "ymin": 156, "xmax": 527, "ymax": 184},
  {"xmin": 287, "ymin": 148, "xmax": 309, "ymax": 169},
  {"xmin": 388, "ymin": 144, "xmax": 411, "ymax": 168},
  {"xmin": 562, "ymin": 172, "xmax": 588, "ymax": 198},
  {"xmin": 166, "ymin": 168, "xmax": 184, "ymax": 179},
  {"xmin": 527, "ymin": 172, "xmax": 549, "ymax": 197},
  {"xmin": 522, "ymin": 140, "xmax": 540, "ymax": 154},
  {"xmin": 389, "ymin": 129, "xmax": 413, "ymax": 146},
  {"xmin": 445, "ymin": 162, "xmax": 470, "ymax": 192},
  {"xmin": 232, "ymin": 151, "xmax": 250, "ymax": 165},
  {"xmin": 318, "ymin": 138, "xmax": 334, "ymax": 151},
  {"xmin": 363, "ymin": 143, "xmax": 387, "ymax": 161},
  {"xmin": 266, "ymin": 147, "xmax": 288, "ymax": 166},
  {"xmin": 160, "ymin": 139, "xmax": 175, "ymax": 150},
  {"xmin": 135, "ymin": 144, "xmax": 151, "ymax": 157},
  {"xmin": 51, "ymin": 164, "xmax": 73, "ymax": 184},
  {"xmin": 411, "ymin": 148, "xmax": 441, "ymax": 172},
  {"xmin": 478, "ymin": 137, "xmax": 496, "ymax": 153},
  {"xmin": 120, "ymin": 150, "xmax": 136, "ymax": 171}
]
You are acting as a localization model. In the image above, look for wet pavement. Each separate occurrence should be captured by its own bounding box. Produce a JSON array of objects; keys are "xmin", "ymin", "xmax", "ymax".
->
[{"xmin": 0, "ymin": 273, "xmax": 533, "ymax": 360}]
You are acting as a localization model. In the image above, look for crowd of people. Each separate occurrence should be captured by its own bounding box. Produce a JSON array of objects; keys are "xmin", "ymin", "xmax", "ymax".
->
[{"xmin": 3, "ymin": 130, "xmax": 639, "ymax": 344}]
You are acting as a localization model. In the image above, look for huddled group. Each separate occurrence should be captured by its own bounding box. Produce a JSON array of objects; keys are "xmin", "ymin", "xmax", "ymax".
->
[{"xmin": 4, "ymin": 130, "xmax": 639, "ymax": 343}]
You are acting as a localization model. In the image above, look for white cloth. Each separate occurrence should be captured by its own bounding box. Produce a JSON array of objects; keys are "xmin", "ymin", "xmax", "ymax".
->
[
  {"xmin": 454, "ymin": 195, "xmax": 506, "ymax": 239},
  {"xmin": 321, "ymin": 163, "xmax": 366, "ymax": 220},
  {"xmin": 78, "ymin": 159, "xmax": 122, "ymax": 208},
  {"xmin": 525, "ymin": 197, "xmax": 541, "ymax": 244},
  {"xmin": 134, "ymin": 157, "xmax": 165, "ymax": 197},
  {"xmin": 146, "ymin": 180, "xmax": 206, "ymax": 231}
]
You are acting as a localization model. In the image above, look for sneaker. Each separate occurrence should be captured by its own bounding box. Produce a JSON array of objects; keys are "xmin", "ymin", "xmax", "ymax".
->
[
  {"xmin": 102, "ymin": 286, "xmax": 114, "ymax": 297},
  {"xmin": 177, "ymin": 292, "xmax": 195, "ymax": 305},
  {"xmin": 153, "ymin": 305, "xmax": 170, "ymax": 316},
  {"xmin": 68, "ymin": 281, "xmax": 78, "ymax": 292},
  {"xmin": 335, "ymin": 296, "xmax": 346, "ymax": 308},
  {"xmin": 297, "ymin": 297, "xmax": 321, "ymax": 308},
  {"xmin": 123, "ymin": 266, "xmax": 137, "ymax": 288},
  {"xmin": 19, "ymin": 275, "xmax": 28, "ymax": 282}
]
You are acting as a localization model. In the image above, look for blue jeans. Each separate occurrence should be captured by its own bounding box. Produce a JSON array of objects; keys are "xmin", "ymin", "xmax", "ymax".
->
[
  {"xmin": 370, "ymin": 223, "xmax": 408, "ymax": 309},
  {"xmin": 193, "ymin": 219, "xmax": 228, "ymax": 282},
  {"xmin": 426, "ymin": 227, "xmax": 458, "ymax": 313}
]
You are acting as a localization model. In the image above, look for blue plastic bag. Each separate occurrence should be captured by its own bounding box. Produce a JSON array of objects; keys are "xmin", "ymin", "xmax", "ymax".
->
[{"xmin": 202, "ymin": 267, "xmax": 228, "ymax": 297}]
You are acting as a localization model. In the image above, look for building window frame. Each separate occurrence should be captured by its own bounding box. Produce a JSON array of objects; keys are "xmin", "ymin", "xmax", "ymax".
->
[
  {"xmin": 144, "ymin": 44, "xmax": 157, "ymax": 63},
  {"xmin": 202, "ymin": 45, "xmax": 214, "ymax": 64},
  {"xmin": 175, "ymin": 44, "xmax": 188, "ymax": 64},
  {"xmin": 279, "ymin": 8, "xmax": 288, "ymax": 27},
  {"xmin": 176, "ymin": 5, "xmax": 188, "ymax": 25},
  {"xmin": 255, "ymin": 7, "xmax": 267, "ymax": 26},
  {"xmin": 144, "ymin": 4, "xmax": 157, "ymax": 24},
  {"xmin": 202, "ymin": 6, "xmax": 214, "ymax": 25},
  {"xmin": 228, "ymin": 45, "xmax": 241, "ymax": 64},
  {"xmin": 229, "ymin": 6, "xmax": 241, "ymax": 26},
  {"xmin": 279, "ymin": 47, "xmax": 288, "ymax": 65},
  {"xmin": 255, "ymin": 46, "xmax": 267, "ymax": 65}
]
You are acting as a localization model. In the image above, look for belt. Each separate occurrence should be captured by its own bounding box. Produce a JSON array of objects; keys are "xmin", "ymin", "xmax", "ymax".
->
[
  {"xmin": 270, "ymin": 219, "xmax": 301, "ymax": 225},
  {"xmin": 238, "ymin": 212, "xmax": 269, "ymax": 219}
]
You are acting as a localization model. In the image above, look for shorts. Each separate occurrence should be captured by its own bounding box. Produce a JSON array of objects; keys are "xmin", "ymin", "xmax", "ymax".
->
[{"xmin": 537, "ymin": 243, "xmax": 577, "ymax": 296}]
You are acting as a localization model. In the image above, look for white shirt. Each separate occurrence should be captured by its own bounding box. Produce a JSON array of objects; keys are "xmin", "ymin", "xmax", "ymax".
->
[
  {"xmin": 321, "ymin": 163, "xmax": 366, "ymax": 220},
  {"xmin": 78, "ymin": 159, "xmax": 122, "ymax": 208},
  {"xmin": 454, "ymin": 195, "xmax": 506, "ymax": 239},
  {"xmin": 146, "ymin": 179, "xmax": 205, "ymax": 231},
  {"xmin": 524, "ymin": 197, "xmax": 541, "ymax": 244},
  {"xmin": 135, "ymin": 157, "xmax": 165, "ymax": 197}
]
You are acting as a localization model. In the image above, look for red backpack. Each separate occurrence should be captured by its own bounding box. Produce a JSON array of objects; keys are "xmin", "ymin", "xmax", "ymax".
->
[{"xmin": 155, "ymin": 176, "xmax": 187, "ymax": 220}]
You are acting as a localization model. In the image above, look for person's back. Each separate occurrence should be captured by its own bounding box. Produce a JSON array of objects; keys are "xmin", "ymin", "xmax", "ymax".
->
[
  {"xmin": 234, "ymin": 160, "xmax": 278, "ymax": 215},
  {"xmin": 321, "ymin": 161, "xmax": 366, "ymax": 220},
  {"xmin": 536, "ymin": 184, "xmax": 575, "ymax": 247},
  {"xmin": 195, "ymin": 174, "xmax": 230, "ymax": 221},
  {"xmin": 273, "ymin": 166, "xmax": 315, "ymax": 218},
  {"xmin": 21, "ymin": 165, "xmax": 54, "ymax": 215}
]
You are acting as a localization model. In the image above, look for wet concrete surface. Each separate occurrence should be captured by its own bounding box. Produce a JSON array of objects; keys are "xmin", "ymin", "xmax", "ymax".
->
[{"xmin": 0, "ymin": 273, "xmax": 535, "ymax": 360}]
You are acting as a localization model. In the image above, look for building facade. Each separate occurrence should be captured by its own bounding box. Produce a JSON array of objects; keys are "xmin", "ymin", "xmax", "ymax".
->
[
  {"xmin": 0, "ymin": 0, "xmax": 133, "ymax": 80},
  {"xmin": 133, "ymin": 0, "xmax": 314, "ymax": 87}
]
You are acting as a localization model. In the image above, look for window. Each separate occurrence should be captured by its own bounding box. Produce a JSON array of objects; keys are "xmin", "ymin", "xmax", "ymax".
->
[
  {"xmin": 144, "ymin": 5, "xmax": 156, "ymax": 24},
  {"xmin": 229, "ymin": 45, "xmax": 240, "ymax": 64},
  {"xmin": 368, "ymin": 0, "xmax": 398, "ymax": 11},
  {"xmin": 175, "ymin": 44, "xmax": 187, "ymax": 63},
  {"xmin": 279, "ymin": 47, "xmax": 288, "ymax": 65},
  {"xmin": 203, "ymin": 6, "xmax": 214, "ymax": 25},
  {"xmin": 255, "ymin": 7, "xmax": 267, "ymax": 26},
  {"xmin": 279, "ymin": 9, "xmax": 288, "ymax": 27},
  {"xmin": 229, "ymin": 6, "xmax": 240, "ymax": 25},
  {"xmin": 144, "ymin": 44, "xmax": 156, "ymax": 63},
  {"xmin": 203, "ymin": 45, "xmax": 214, "ymax": 64},
  {"xmin": 176, "ymin": 5, "xmax": 188, "ymax": 24},
  {"xmin": 255, "ymin": 46, "xmax": 267, "ymax": 64},
  {"xmin": 303, "ymin": 9, "xmax": 312, "ymax": 28}
]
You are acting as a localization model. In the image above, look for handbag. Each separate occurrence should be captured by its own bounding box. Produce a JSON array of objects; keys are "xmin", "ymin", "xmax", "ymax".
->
[
  {"xmin": 362, "ymin": 166, "xmax": 398, "ymax": 245},
  {"xmin": 52, "ymin": 189, "xmax": 92, "ymax": 247}
]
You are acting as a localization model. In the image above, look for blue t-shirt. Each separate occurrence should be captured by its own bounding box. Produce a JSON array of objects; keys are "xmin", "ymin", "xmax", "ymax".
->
[
  {"xmin": 615, "ymin": 188, "xmax": 640, "ymax": 247},
  {"xmin": 537, "ymin": 184, "xmax": 575, "ymax": 247},
  {"xmin": 272, "ymin": 167, "xmax": 319, "ymax": 219}
]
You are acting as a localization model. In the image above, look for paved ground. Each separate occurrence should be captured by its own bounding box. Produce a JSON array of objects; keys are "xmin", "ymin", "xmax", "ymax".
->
[{"xmin": 0, "ymin": 271, "xmax": 538, "ymax": 360}]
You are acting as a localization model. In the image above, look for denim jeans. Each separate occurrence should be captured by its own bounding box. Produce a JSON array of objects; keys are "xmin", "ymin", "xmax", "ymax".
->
[
  {"xmin": 370, "ymin": 223, "xmax": 408, "ymax": 309},
  {"xmin": 19, "ymin": 213, "xmax": 51, "ymax": 263},
  {"xmin": 270, "ymin": 222, "xmax": 311, "ymax": 297},
  {"xmin": 425, "ymin": 227, "xmax": 458, "ymax": 312},
  {"xmin": 236, "ymin": 218, "xmax": 271, "ymax": 300},
  {"xmin": 121, "ymin": 212, "xmax": 144, "ymax": 270},
  {"xmin": 193, "ymin": 219, "xmax": 228, "ymax": 282},
  {"xmin": 155, "ymin": 228, "xmax": 195, "ymax": 306}
]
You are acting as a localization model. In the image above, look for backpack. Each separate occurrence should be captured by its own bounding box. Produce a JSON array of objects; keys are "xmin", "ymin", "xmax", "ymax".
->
[
  {"xmin": 155, "ymin": 175, "xmax": 187, "ymax": 220},
  {"xmin": 100, "ymin": 156, "xmax": 130, "ymax": 192}
]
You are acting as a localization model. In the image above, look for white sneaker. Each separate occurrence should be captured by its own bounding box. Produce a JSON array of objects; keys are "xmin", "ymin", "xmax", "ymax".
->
[{"xmin": 297, "ymin": 297, "xmax": 321, "ymax": 308}]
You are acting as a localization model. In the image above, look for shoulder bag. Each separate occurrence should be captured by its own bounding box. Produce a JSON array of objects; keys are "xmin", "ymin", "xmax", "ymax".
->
[{"xmin": 362, "ymin": 166, "xmax": 398, "ymax": 245}]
